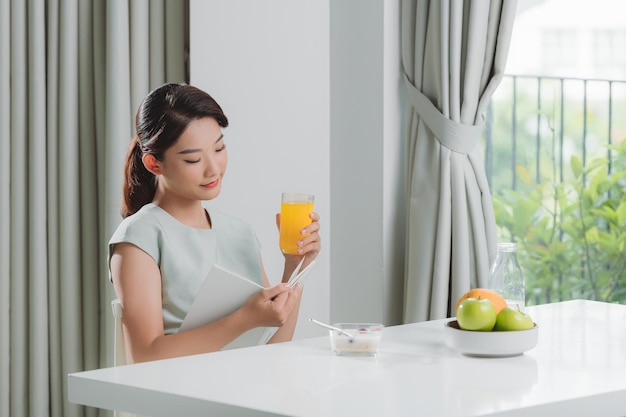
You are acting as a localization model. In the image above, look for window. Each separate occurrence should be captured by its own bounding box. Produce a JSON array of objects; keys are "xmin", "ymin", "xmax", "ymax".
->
[
  {"xmin": 594, "ymin": 30, "xmax": 626, "ymax": 67},
  {"xmin": 542, "ymin": 29, "xmax": 577, "ymax": 70},
  {"xmin": 483, "ymin": 0, "xmax": 626, "ymax": 306}
]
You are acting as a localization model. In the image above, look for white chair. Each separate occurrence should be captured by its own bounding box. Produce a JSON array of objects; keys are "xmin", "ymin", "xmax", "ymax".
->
[
  {"xmin": 111, "ymin": 299, "xmax": 129, "ymax": 367},
  {"xmin": 111, "ymin": 299, "xmax": 140, "ymax": 417}
]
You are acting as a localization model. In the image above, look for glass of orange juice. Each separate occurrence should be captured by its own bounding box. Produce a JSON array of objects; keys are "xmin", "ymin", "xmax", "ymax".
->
[{"xmin": 279, "ymin": 193, "xmax": 314, "ymax": 254}]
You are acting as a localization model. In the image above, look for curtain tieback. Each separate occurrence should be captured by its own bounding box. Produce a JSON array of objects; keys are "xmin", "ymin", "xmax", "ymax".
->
[{"xmin": 404, "ymin": 74, "xmax": 483, "ymax": 154}]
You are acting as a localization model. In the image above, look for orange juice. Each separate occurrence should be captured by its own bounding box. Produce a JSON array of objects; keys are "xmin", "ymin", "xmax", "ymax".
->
[{"xmin": 279, "ymin": 194, "xmax": 314, "ymax": 254}]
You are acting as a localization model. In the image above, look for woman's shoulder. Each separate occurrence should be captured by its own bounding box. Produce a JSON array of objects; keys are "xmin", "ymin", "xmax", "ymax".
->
[
  {"xmin": 130, "ymin": 203, "xmax": 165, "ymax": 222},
  {"xmin": 111, "ymin": 204, "xmax": 165, "ymax": 238},
  {"xmin": 108, "ymin": 204, "xmax": 168, "ymax": 267}
]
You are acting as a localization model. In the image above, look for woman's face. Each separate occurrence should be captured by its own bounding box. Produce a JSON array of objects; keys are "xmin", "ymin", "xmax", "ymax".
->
[{"xmin": 151, "ymin": 117, "xmax": 227, "ymax": 202}]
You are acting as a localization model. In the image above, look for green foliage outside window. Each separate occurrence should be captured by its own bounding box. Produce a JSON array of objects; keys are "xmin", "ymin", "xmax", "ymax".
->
[{"xmin": 492, "ymin": 139, "xmax": 626, "ymax": 305}]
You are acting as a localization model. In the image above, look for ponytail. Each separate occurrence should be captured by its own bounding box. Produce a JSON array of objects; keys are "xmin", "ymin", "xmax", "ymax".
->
[{"xmin": 121, "ymin": 136, "xmax": 157, "ymax": 218}]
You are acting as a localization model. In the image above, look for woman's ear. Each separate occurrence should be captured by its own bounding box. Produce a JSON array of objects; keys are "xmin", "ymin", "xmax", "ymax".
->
[{"xmin": 142, "ymin": 154, "xmax": 162, "ymax": 175}]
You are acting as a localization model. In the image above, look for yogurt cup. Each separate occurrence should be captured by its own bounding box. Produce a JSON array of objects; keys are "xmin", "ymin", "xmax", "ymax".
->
[{"xmin": 329, "ymin": 323, "xmax": 383, "ymax": 356}]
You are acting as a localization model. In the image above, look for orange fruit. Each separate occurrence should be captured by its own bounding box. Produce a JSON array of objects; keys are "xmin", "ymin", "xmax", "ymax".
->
[{"xmin": 456, "ymin": 288, "xmax": 507, "ymax": 315}]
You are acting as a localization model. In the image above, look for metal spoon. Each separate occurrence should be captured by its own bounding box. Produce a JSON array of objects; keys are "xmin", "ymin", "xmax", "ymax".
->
[{"xmin": 309, "ymin": 318, "xmax": 354, "ymax": 340}]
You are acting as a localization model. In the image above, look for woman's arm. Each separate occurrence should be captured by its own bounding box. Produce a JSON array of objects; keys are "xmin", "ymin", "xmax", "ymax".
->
[
  {"xmin": 267, "ymin": 211, "xmax": 322, "ymax": 343},
  {"xmin": 111, "ymin": 243, "xmax": 298, "ymax": 363}
]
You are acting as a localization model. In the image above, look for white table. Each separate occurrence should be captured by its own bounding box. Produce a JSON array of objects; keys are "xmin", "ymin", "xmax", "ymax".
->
[{"xmin": 68, "ymin": 300, "xmax": 626, "ymax": 417}]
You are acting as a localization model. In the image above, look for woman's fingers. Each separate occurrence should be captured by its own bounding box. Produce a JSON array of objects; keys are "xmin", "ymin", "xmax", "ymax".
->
[
  {"xmin": 263, "ymin": 283, "xmax": 292, "ymax": 301},
  {"xmin": 297, "ymin": 212, "xmax": 321, "ymax": 256},
  {"xmin": 247, "ymin": 283, "xmax": 300, "ymax": 327}
]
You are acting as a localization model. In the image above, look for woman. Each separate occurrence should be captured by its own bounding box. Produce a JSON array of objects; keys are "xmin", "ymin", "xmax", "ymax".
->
[{"xmin": 109, "ymin": 83, "xmax": 321, "ymax": 363}]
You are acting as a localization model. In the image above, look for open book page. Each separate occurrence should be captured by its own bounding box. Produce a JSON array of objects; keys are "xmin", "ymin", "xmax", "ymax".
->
[
  {"xmin": 179, "ymin": 261, "xmax": 316, "ymax": 350},
  {"xmin": 179, "ymin": 265, "xmax": 277, "ymax": 350}
]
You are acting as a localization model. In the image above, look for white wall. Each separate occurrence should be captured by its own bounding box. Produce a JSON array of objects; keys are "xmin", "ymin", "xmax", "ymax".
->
[
  {"xmin": 329, "ymin": 0, "xmax": 405, "ymax": 325},
  {"xmin": 190, "ymin": 0, "xmax": 405, "ymax": 339}
]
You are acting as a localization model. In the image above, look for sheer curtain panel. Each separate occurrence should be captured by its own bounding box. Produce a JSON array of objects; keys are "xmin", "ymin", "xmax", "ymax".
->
[
  {"xmin": 401, "ymin": 0, "xmax": 517, "ymax": 322},
  {"xmin": 0, "ymin": 1, "xmax": 188, "ymax": 416}
]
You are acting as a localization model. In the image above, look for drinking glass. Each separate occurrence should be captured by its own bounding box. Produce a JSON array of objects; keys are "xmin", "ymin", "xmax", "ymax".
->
[{"xmin": 279, "ymin": 193, "xmax": 314, "ymax": 254}]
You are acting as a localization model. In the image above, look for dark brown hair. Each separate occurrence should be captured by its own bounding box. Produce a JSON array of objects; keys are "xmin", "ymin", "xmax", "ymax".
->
[{"xmin": 121, "ymin": 83, "xmax": 229, "ymax": 218}]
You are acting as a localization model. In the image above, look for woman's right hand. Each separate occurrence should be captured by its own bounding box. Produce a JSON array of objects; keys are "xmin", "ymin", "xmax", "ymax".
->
[{"xmin": 242, "ymin": 283, "xmax": 300, "ymax": 328}]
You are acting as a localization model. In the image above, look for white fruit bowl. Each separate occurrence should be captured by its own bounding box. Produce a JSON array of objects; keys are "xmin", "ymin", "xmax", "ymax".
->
[{"xmin": 443, "ymin": 320, "xmax": 538, "ymax": 357}]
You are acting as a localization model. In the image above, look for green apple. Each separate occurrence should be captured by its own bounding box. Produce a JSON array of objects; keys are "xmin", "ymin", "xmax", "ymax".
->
[
  {"xmin": 456, "ymin": 298, "xmax": 497, "ymax": 331},
  {"xmin": 494, "ymin": 307, "xmax": 534, "ymax": 331}
]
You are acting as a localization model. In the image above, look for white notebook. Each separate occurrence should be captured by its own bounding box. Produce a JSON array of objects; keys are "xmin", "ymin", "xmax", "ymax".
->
[{"xmin": 179, "ymin": 261, "xmax": 315, "ymax": 350}]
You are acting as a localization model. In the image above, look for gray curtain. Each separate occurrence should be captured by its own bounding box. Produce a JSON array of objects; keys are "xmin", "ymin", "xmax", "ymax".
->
[
  {"xmin": 0, "ymin": 1, "xmax": 188, "ymax": 416},
  {"xmin": 401, "ymin": 0, "xmax": 517, "ymax": 322}
]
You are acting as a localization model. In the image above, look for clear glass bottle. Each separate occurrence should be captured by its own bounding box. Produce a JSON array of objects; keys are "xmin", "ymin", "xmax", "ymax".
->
[{"xmin": 488, "ymin": 242, "xmax": 525, "ymax": 309}]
